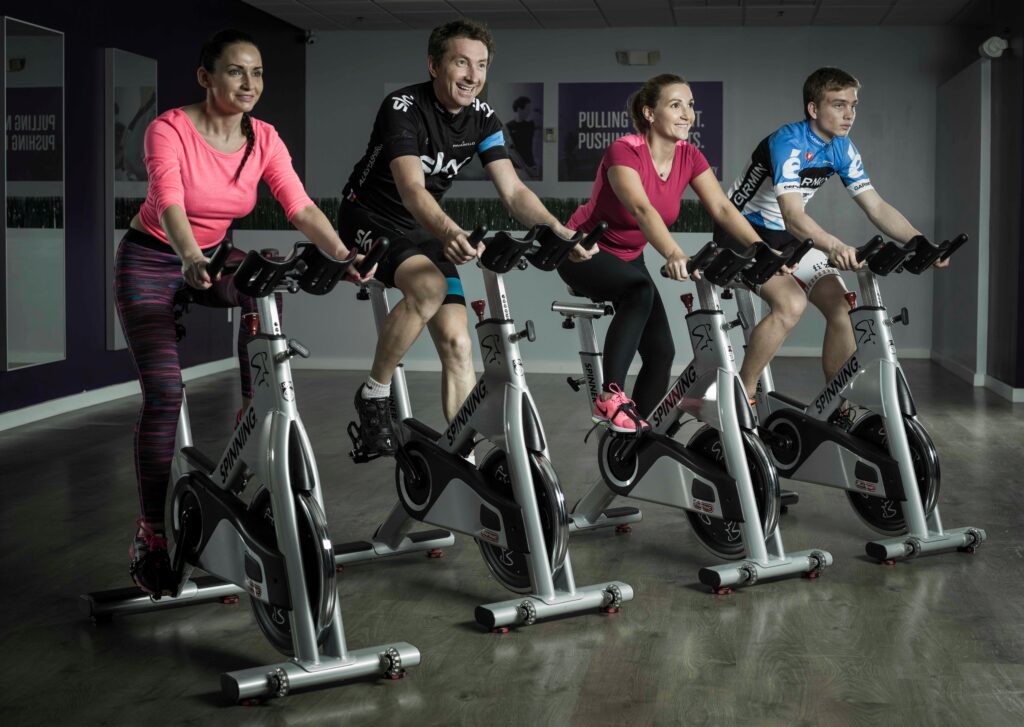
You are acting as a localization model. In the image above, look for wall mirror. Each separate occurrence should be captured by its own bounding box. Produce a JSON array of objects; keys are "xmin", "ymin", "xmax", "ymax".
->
[
  {"xmin": 2, "ymin": 17, "xmax": 65, "ymax": 371},
  {"xmin": 105, "ymin": 48, "xmax": 156, "ymax": 350}
]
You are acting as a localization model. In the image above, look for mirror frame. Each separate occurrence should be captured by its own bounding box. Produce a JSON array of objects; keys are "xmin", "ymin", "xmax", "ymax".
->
[{"xmin": 1, "ymin": 17, "xmax": 66, "ymax": 371}]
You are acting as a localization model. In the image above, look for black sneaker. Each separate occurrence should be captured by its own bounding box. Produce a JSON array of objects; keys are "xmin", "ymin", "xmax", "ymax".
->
[{"xmin": 354, "ymin": 385, "xmax": 397, "ymax": 455}]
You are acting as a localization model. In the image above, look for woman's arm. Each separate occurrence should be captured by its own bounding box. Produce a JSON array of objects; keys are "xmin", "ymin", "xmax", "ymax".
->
[{"xmin": 606, "ymin": 165, "xmax": 689, "ymax": 280}]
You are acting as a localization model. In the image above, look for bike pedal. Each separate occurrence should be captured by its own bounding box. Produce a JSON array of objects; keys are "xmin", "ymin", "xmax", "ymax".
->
[
  {"xmin": 427, "ymin": 549, "xmax": 445, "ymax": 559},
  {"xmin": 387, "ymin": 670, "xmax": 407, "ymax": 680},
  {"xmin": 602, "ymin": 606, "xmax": 622, "ymax": 614},
  {"xmin": 614, "ymin": 524, "xmax": 632, "ymax": 535},
  {"xmin": 336, "ymin": 564, "xmax": 345, "ymax": 573},
  {"xmin": 712, "ymin": 586, "xmax": 733, "ymax": 596},
  {"xmin": 490, "ymin": 626, "xmax": 510, "ymax": 635},
  {"xmin": 220, "ymin": 595, "xmax": 240, "ymax": 605}
]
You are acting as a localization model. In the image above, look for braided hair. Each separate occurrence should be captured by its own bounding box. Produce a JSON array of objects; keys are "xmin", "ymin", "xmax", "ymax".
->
[{"xmin": 199, "ymin": 29, "xmax": 259, "ymax": 183}]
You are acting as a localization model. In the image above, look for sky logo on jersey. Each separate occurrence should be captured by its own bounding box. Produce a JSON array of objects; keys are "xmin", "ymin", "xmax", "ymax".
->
[
  {"xmin": 392, "ymin": 94, "xmax": 414, "ymax": 112},
  {"xmin": 472, "ymin": 98, "xmax": 495, "ymax": 118},
  {"xmin": 420, "ymin": 152, "xmax": 473, "ymax": 179}
]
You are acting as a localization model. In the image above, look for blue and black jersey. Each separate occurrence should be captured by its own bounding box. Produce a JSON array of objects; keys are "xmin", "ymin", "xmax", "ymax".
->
[
  {"xmin": 342, "ymin": 81, "xmax": 509, "ymax": 229},
  {"xmin": 725, "ymin": 119, "xmax": 873, "ymax": 231}
]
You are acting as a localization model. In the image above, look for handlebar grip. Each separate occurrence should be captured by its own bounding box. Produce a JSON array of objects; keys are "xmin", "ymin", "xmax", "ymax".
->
[
  {"xmin": 468, "ymin": 226, "xmax": 488, "ymax": 246},
  {"xmin": 206, "ymin": 240, "xmax": 234, "ymax": 279},
  {"xmin": 355, "ymin": 237, "xmax": 390, "ymax": 276},
  {"xmin": 581, "ymin": 221, "xmax": 608, "ymax": 250},
  {"xmin": 940, "ymin": 233, "xmax": 969, "ymax": 261},
  {"xmin": 856, "ymin": 235, "xmax": 884, "ymax": 263}
]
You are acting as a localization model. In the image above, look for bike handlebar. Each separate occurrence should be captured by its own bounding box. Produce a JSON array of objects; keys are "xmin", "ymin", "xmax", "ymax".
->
[
  {"xmin": 206, "ymin": 240, "xmax": 234, "ymax": 280},
  {"xmin": 855, "ymin": 235, "xmax": 884, "ymax": 263},
  {"xmin": 354, "ymin": 236, "xmax": 390, "ymax": 276},
  {"xmin": 479, "ymin": 223, "xmax": 595, "ymax": 273}
]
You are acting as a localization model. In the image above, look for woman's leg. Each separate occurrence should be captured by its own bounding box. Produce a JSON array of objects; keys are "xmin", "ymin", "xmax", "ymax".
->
[
  {"xmin": 631, "ymin": 261, "xmax": 675, "ymax": 417},
  {"xmin": 558, "ymin": 252, "xmax": 659, "ymax": 393},
  {"xmin": 114, "ymin": 239, "xmax": 188, "ymax": 528}
]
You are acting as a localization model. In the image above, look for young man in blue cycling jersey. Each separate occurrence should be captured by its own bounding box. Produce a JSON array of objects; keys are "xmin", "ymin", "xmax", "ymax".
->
[{"xmin": 715, "ymin": 67, "xmax": 948, "ymax": 402}]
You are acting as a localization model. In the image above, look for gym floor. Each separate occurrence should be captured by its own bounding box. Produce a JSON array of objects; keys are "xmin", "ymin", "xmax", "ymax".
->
[{"xmin": 1, "ymin": 360, "xmax": 1021, "ymax": 726}]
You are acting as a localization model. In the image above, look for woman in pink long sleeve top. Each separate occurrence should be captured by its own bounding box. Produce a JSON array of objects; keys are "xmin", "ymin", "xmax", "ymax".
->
[
  {"xmin": 115, "ymin": 30, "xmax": 362, "ymax": 597},
  {"xmin": 558, "ymin": 74, "xmax": 765, "ymax": 433}
]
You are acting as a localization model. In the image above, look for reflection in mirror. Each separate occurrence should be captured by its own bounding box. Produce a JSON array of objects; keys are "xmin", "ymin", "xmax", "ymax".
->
[
  {"xmin": 105, "ymin": 49, "xmax": 156, "ymax": 350},
  {"xmin": 2, "ymin": 18, "xmax": 65, "ymax": 371}
]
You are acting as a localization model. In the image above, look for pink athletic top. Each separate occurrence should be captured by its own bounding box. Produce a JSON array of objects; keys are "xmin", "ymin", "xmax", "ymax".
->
[
  {"xmin": 568, "ymin": 134, "xmax": 710, "ymax": 261},
  {"xmin": 138, "ymin": 108, "xmax": 314, "ymax": 249}
]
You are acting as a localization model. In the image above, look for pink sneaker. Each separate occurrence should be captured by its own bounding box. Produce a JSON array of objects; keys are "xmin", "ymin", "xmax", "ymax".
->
[{"xmin": 592, "ymin": 384, "xmax": 648, "ymax": 434}]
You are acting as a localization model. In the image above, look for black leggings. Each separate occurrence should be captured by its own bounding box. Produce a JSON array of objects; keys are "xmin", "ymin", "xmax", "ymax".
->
[{"xmin": 558, "ymin": 251, "xmax": 674, "ymax": 416}]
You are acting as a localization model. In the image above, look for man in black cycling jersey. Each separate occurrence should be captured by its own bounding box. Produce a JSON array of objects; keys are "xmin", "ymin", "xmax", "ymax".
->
[{"xmin": 340, "ymin": 18, "xmax": 592, "ymax": 456}]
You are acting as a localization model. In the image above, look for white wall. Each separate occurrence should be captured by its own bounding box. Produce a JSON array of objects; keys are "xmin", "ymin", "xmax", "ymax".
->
[
  {"xmin": 304, "ymin": 26, "xmax": 970, "ymax": 365},
  {"xmin": 932, "ymin": 59, "xmax": 989, "ymax": 385}
]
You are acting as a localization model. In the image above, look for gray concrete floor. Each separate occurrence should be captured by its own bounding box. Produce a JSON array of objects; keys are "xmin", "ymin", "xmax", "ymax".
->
[{"xmin": 1, "ymin": 360, "xmax": 1021, "ymax": 726}]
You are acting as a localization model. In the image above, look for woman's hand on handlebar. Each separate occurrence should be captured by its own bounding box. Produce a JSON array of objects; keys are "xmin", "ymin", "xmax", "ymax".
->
[
  {"xmin": 567, "ymin": 242, "xmax": 598, "ymax": 262},
  {"xmin": 663, "ymin": 251, "xmax": 692, "ymax": 281},
  {"xmin": 827, "ymin": 240, "xmax": 863, "ymax": 271},
  {"xmin": 182, "ymin": 253, "xmax": 215, "ymax": 289},
  {"xmin": 444, "ymin": 230, "xmax": 483, "ymax": 265}
]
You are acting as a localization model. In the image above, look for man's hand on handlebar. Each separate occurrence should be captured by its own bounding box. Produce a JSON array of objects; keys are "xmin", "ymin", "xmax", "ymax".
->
[
  {"xmin": 827, "ymin": 240, "xmax": 863, "ymax": 271},
  {"xmin": 445, "ymin": 230, "xmax": 483, "ymax": 265},
  {"xmin": 932, "ymin": 256, "xmax": 950, "ymax": 270},
  {"xmin": 346, "ymin": 254, "xmax": 377, "ymax": 284},
  {"xmin": 182, "ymin": 254, "xmax": 215, "ymax": 290},
  {"xmin": 663, "ymin": 251, "xmax": 694, "ymax": 281}
]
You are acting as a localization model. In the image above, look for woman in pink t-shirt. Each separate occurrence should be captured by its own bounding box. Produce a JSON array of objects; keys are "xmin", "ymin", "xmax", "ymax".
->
[
  {"xmin": 559, "ymin": 74, "xmax": 764, "ymax": 433},
  {"xmin": 114, "ymin": 30, "xmax": 366, "ymax": 597}
]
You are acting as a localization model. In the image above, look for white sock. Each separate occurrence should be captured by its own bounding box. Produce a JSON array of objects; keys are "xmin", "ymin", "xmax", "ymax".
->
[{"xmin": 362, "ymin": 375, "xmax": 391, "ymax": 399}]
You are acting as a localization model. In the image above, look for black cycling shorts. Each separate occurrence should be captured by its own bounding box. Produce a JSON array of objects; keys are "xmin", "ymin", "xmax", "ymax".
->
[{"xmin": 337, "ymin": 198, "xmax": 465, "ymax": 305}]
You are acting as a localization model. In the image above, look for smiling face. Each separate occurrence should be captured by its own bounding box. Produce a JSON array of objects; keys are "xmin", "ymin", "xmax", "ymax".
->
[
  {"xmin": 199, "ymin": 42, "xmax": 263, "ymax": 115},
  {"xmin": 428, "ymin": 36, "xmax": 489, "ymax": 113},
  {"xmin": 808, "ymin": 86, "xmax": 858, "ymax": 141},
  {"xmin": 645, "ymin": 83, "xmax": 695, "ymax": 142}
]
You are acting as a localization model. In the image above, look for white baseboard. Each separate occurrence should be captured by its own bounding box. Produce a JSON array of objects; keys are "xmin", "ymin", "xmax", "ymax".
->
[
  {"xmin": 0, "ymin": 358, "xmax": 237, "ymax": 432},
  {"xmin": 931, "ymin": 351, "xmax": 985, "ymax": 387},
  {"xmin": 984, "ymin": 375, "xmax": 1024, "ymax": 403}
]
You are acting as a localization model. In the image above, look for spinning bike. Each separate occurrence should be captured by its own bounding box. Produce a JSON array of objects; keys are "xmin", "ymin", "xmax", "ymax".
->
[
  {"xmin": 734, "ymin": 234, "xmax": 987, "ymax": 562},
  {"xmin": 553, "ymin": 239, "xmax": 833, "ymax": 592},
  {"xmin": 82, "ymin": 239, "xmax": 421, "ymax": 702},
  {"xmin": 349, "ymin": 225, "xmax": 634, "ymax": 629}
]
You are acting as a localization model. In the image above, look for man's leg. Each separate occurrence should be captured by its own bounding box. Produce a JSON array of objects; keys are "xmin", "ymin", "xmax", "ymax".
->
[
  {"xmin": 425, "ymin": 303, "xmax": 476, "ymax": 422},
  {"xmin": 738, "ymin": 275, "xmax": 807, "ymax": 397},
  {"xmin": 355, "ymin": 255, "xmax": 447, "ymax": 454},
  {"xmin": 370, "ymin": 255, "xmax": 448, "ymax": 384},
  {"xmin": 808, "ymin": 275, "xmax": 855, "ymax": 381}
]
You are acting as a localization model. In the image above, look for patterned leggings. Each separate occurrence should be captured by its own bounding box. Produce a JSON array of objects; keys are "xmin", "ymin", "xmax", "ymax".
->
[{"xmin": 114, "ymin": 230, "xmax": 265, "ymax": 525}]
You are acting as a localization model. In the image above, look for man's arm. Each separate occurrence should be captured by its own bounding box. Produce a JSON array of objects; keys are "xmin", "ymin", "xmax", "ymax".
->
[
  {"xmin": 487, "ymin": 158, "xmax": 595, "ymax": 261},
  {"xmin": 853, "ymin": 188, "xmax": 948, "ymax": 269},
  {"xmin": 853, "ymin": 188, "xmax": 922, "ymax": 242},
  {"xmin": 486, "ymin": 158, "xmax": 570, "ymax": 236},
  {"xmin": 778, "ymin": 192, "xmax": 862, "ymax": 270},
  {"xmin": 390, "ymin": 155, "xmax": 477, "ymax": 263}
]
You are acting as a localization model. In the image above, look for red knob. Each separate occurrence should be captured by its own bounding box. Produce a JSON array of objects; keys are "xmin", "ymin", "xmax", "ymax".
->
[
  {"xmin": 681, "ymin": 293, "xmax": 694, "ymax": 314},
  {"xmin": 844, "ymin": 292, "xmax": 858, "ymax": 310},
  {"xmin": 471, "ymin": 299, "xmax": 486, "ymax": 322},
  {"xmin": 243, "ymin": 312, "xmax": 260, "ymax": 336}
]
